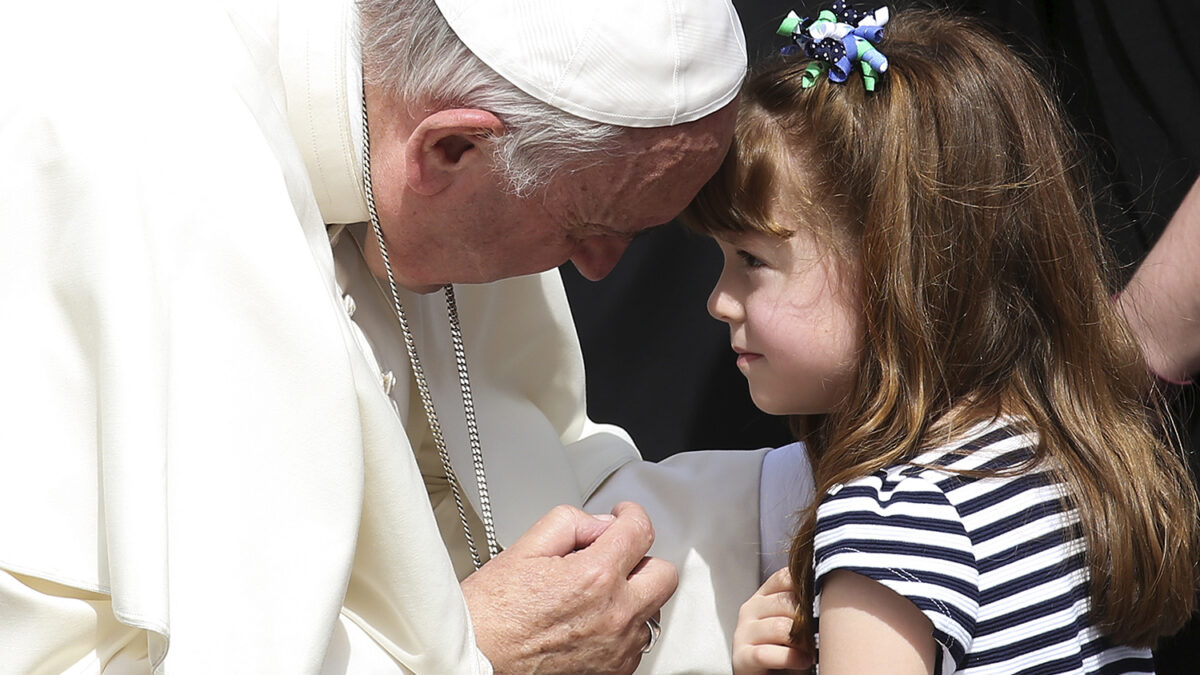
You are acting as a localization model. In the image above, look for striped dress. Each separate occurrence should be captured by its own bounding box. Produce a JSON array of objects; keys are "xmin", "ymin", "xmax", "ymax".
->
[{"xmin": 812, "ymin": 419, "xmax": 1154, "ymax": 674}]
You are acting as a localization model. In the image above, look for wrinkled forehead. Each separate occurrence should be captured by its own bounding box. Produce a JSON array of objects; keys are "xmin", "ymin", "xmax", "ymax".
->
[{"xmin": 550, "ymin": 110, "xmax": 737, "ymax": 233}]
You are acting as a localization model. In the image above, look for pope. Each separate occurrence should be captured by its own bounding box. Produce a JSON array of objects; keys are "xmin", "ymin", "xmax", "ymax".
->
[{"xmin": 0, "ymin": 0, "xmax": 811, "ymax": 672}]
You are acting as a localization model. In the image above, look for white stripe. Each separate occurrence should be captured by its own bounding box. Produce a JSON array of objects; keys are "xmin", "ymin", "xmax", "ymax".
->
[
  {"xmin": 957, "ymin": 484, "xmax": 1067, "ymax": 532},
  {"xmin": 976, "ymin": 537, "xmax": 1087, "ymax": 590},
  {"xmin": 816, "ymin": 550, "xmax": 978, "ymax": 598},
  {"xmin": 971, "ymin": 596, "xmax": 1089, "ymax": 650},
  {"xmin": 816, "ymin": 520, "xmax": 970, "ymax": 553},
  {"xmin": 972, "ymin": 511, "xmax": 1080, "ymax": 560}
]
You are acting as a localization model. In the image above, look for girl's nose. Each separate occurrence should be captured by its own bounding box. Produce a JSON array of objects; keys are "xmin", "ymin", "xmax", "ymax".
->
[{"xmin": 707, "ymin": 277, "xmax": 743, "ymax": 324}]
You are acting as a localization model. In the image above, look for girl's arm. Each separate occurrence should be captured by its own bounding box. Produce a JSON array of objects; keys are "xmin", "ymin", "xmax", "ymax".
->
[{"xmin": 817, "ymin": 569, "xmax": 936, "ymax": 675}]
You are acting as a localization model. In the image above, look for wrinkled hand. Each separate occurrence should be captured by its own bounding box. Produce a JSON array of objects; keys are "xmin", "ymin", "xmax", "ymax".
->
[
  {"xmin": 462, "ymin": 501, "xmax": 677, "ymax": 674},
  {"xmin": 732, "ymin": 567, "xmax": 813, "ymax": 675}
]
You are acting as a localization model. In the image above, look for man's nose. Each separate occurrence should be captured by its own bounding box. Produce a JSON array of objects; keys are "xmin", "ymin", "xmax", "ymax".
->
[{"xmin": 570, "ymin": 236, "xmax": 631, "ymax": 281}]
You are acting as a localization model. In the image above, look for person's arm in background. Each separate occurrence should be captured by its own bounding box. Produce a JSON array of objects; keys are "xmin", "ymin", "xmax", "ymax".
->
[{"xmin": 1117, "ymin": 176, "xmax": 1200, "ymax": 384}]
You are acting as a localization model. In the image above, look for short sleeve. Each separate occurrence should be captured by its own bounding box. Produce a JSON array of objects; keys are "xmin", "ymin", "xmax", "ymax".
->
[{"xmin": 813, "ymin": 472, "xmax": 980, "ymax": 671}]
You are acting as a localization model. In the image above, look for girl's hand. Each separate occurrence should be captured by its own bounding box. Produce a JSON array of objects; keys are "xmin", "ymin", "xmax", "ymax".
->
[{"xmin": 732, "ymin": 567, "xmax": 813, "ymax": 675}]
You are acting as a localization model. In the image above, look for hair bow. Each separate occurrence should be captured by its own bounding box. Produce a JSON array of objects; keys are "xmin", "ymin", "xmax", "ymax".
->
[{"xmin": 777, "ymin": 2, "xmax": 890, "ymax": 91}]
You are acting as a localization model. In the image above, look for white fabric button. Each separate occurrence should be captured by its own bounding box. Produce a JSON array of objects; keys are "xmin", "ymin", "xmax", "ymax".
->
[
  {"xmin": 342, "ymin": 293, "xmax": 357, "ymax": 317},
  {"xmin": 381, "ymin": 370, "xmax": 396, "ymax": 396}
]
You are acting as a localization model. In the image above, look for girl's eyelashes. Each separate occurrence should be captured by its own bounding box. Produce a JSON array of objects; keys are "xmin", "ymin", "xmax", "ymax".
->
[{"xmin": 736, "ymin": 249, "xmax": 766, "ymax": 269}]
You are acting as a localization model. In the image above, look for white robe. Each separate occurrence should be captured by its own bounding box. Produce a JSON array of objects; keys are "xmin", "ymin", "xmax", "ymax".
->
[{"xmin": 0, "ymin": 0, "xmax": 809, "ymax": 672}]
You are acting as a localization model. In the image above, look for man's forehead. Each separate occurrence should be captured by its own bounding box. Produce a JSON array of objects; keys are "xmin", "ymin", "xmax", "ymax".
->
[
  {"xmin": 544, "ymin": 113, "xmax": 736, "ymax": 231},
  {"xmin": 570, "ymin": 169, "xmax": 699, "ymax": 229}
]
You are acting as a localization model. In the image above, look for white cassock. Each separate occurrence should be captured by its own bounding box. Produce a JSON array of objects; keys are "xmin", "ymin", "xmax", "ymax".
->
[{"xmin": 0, "ymin": 0, "xmax": 812, "ymax": 673}]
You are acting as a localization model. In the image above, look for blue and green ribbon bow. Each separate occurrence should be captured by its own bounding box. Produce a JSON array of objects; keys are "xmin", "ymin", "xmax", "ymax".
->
[{"xmin": 778, "ymin": 1, "xmax": 890, "ymax": 91}]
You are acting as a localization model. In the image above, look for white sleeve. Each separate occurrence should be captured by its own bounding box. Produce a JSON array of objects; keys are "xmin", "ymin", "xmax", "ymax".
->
[
  {"xmin": 582, "ymin": 444, "xmax": 815, "ymax": 674},
  {"xmin": 758, "ymin": 442, "xmax": 813, "ymax": 581},
  {"xmin": 583, "ymin": 448, "xmax": 767, "ymax": 675}
]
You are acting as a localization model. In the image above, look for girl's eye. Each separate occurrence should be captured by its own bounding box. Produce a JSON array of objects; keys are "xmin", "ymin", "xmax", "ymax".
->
[{"xmin": 736, "ymin": 249, "xmax": 766, "ymax": 269}]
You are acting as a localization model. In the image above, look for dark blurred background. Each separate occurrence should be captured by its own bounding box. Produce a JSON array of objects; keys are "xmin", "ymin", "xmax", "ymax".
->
[{"xmin": 561, "ymin": 1, "xmax": 1200, "ymax": 670}]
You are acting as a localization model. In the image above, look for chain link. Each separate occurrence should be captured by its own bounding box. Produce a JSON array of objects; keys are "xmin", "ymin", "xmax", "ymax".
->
[{"xmin": 361, "ymin": 93, "xmax": 499, "ymax": 568}]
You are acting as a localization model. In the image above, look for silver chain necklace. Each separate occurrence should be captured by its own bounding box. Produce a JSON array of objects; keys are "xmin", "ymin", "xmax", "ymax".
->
[{"xmin": 360, "ymin": 94, "xmax": 499, "ymax": 568}]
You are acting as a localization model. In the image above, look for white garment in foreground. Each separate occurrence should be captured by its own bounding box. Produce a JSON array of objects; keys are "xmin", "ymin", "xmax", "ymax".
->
[{"xmin": 0, "ymin": 0, "xmax": 812, "ymax": 672}]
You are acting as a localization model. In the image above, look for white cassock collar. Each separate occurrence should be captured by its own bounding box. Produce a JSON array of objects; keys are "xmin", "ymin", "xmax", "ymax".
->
[{"xmin": 279, "ymin": 0, "xmax": 370, "ymax": 226}]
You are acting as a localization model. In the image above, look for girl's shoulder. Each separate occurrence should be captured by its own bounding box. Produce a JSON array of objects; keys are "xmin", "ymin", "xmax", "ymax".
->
[
  {"xmin": 908, "ymin": 416, "xmax": 1039, "ymax": 475},
  {"xmin": 820, "ymin": 417, "xmax": 1054, "ymax": 521}
]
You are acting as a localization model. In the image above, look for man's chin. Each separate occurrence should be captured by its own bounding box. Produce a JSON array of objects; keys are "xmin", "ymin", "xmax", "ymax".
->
[
  {"xmin": 395, "ymin": 265, "xmax": 551, "ymax": 292},
  {"xmin": 399, "ymin": 281, "xmax": 446, "ymax": 294}
]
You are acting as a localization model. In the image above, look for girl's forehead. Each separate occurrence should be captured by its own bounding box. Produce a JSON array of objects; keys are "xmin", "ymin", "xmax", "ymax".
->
[
  {"xmin": 716, "ymin": 225, "xmax": 796, "ymax": 248},
  {"xmin": 724, "ymin": 216, "xmax": 796, "ymax": 240}
]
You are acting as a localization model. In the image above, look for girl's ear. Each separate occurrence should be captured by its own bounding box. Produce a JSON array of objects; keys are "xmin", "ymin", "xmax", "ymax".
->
[{"xmin": 404, "ymin": 109, "xmax": 506, "ymax": 196}]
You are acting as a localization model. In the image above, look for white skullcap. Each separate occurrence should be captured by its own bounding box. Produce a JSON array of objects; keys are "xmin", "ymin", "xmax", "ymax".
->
[{"xmin": 433, "ymin": 0, "xmax": 747, "ymax": 128}]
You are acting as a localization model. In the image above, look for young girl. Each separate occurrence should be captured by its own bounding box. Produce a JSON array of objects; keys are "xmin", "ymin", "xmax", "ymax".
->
[{"xmin": 682, "ymin": 4, "xmax": 1200, "ymax": 674}]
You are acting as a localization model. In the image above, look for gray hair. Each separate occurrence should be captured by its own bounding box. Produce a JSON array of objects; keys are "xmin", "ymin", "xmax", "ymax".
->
[{"xmin": 359, "ymin": 0, "xmax": 628, "ymax": 196}]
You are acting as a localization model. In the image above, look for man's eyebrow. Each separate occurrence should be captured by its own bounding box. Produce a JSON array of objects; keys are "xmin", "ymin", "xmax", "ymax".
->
[
  {"xmin": 572, "ymin": 222, "xmax": 638, "ymax": 238},
  {"xmin": 567, "ymin": 221, "xmax": 670, "ymax": 243}
]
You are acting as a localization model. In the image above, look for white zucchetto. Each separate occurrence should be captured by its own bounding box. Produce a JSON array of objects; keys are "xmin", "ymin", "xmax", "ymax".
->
[{"xmin": 433, "ymin": 0, "xmax": 747, "ymax": 128}]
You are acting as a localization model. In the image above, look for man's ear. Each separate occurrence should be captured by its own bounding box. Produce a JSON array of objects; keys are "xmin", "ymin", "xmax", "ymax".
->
[{"xmin": 405, "ymin": 109, "xmax": 505, "ymax": 196}]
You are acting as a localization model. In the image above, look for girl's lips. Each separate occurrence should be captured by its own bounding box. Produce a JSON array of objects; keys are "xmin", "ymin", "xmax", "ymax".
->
[{"xmin": 735, "ymin": 352, "xmax": 763, "ymax": 368}]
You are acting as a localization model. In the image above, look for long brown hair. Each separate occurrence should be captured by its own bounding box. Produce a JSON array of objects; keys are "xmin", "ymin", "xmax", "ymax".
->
[{"xmin": 683, "ymin": 8, "xmax": 1199, "ymax": 649}]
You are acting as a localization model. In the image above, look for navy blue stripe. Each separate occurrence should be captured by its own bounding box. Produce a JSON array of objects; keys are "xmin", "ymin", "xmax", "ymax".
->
[
  {"xmin": 926, "ymin": 426, "xmax": 1028, "ymax": 465},
  {"xmin": 824, "ymin": 482, "xmax": 949, "ymax": 506},
  {"xmin": 1081, "ymin": 633, "xmax": 1140, "ymax": 661},
  {"xmin": 956, "ymin": 425, "xmax": 1024, "ymax": 454},
  {"xmin": 1094, "ymin": 656, "xmax": 1155, "ymax": 674},
  {"xmin": 965, "ymin": 617, "xmax": 1151, "ymax": 670},
  {"xmin": 1011, "ymin": 653, "xmax": 1154, "ymax": 675},
  {"xmin": 816, "ymin": 536, "xmax": 977, "ymax": 568},
  {"xmin": 976, "ymin": 578, "xmax": 1090, "ymax": 635},
  {"xmin": 972, "ymin": 445, "xmax": 1038, "ymax": 470},
  {"xmin": 1010, "ymin": 653, "xmax": 1085, "ymax": 674},
  {"xmin": 962, "ymin": 650, "xmax": 1153, "ymax": 675},
  {"xmin": 946, "ymin": 445, "xmax": 1037, "ymax": 474},
  {"xmin": 978, "ymin": 554, "xmax": 1087, "ymax": 606},
  {"xmin": 932, "ymin": 627, "xmax": 967, "ymax": 670},
  {"xmin": 967, "ymin": 626, "xmax": 1096, "ymax": 667},
  {"xmin": 977, "ymin": 529, "xmax": 1083, "ymax": 576},
  {"xmin": 955, "ymin": 470, "xmax": 1055, "ymax": 517},
  {"xmin": 816, "ymin": 559, "xmax": 979, "ymax": 601},
  {"xmin": 818, "ymin": 508, "xmax": 966, "ymax": 538},
  {"xmin": 923, "ymin": 447, "xmax": 1038, "ymax": 493},
  {"xmin": 969, "ymin": 497, "xmax": 1068, "ymax": 545}
]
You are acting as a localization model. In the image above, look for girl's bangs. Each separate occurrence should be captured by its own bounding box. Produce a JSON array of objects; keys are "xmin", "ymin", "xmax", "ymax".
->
[{"xmin": 680, "ymin": 112, "xmax": 793, "ymax": 239}]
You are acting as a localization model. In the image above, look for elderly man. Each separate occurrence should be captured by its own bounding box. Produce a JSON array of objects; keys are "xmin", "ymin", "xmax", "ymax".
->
[{"xmin": 0, "ymin": 0, "xmax": 809, "ymax": 672}]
